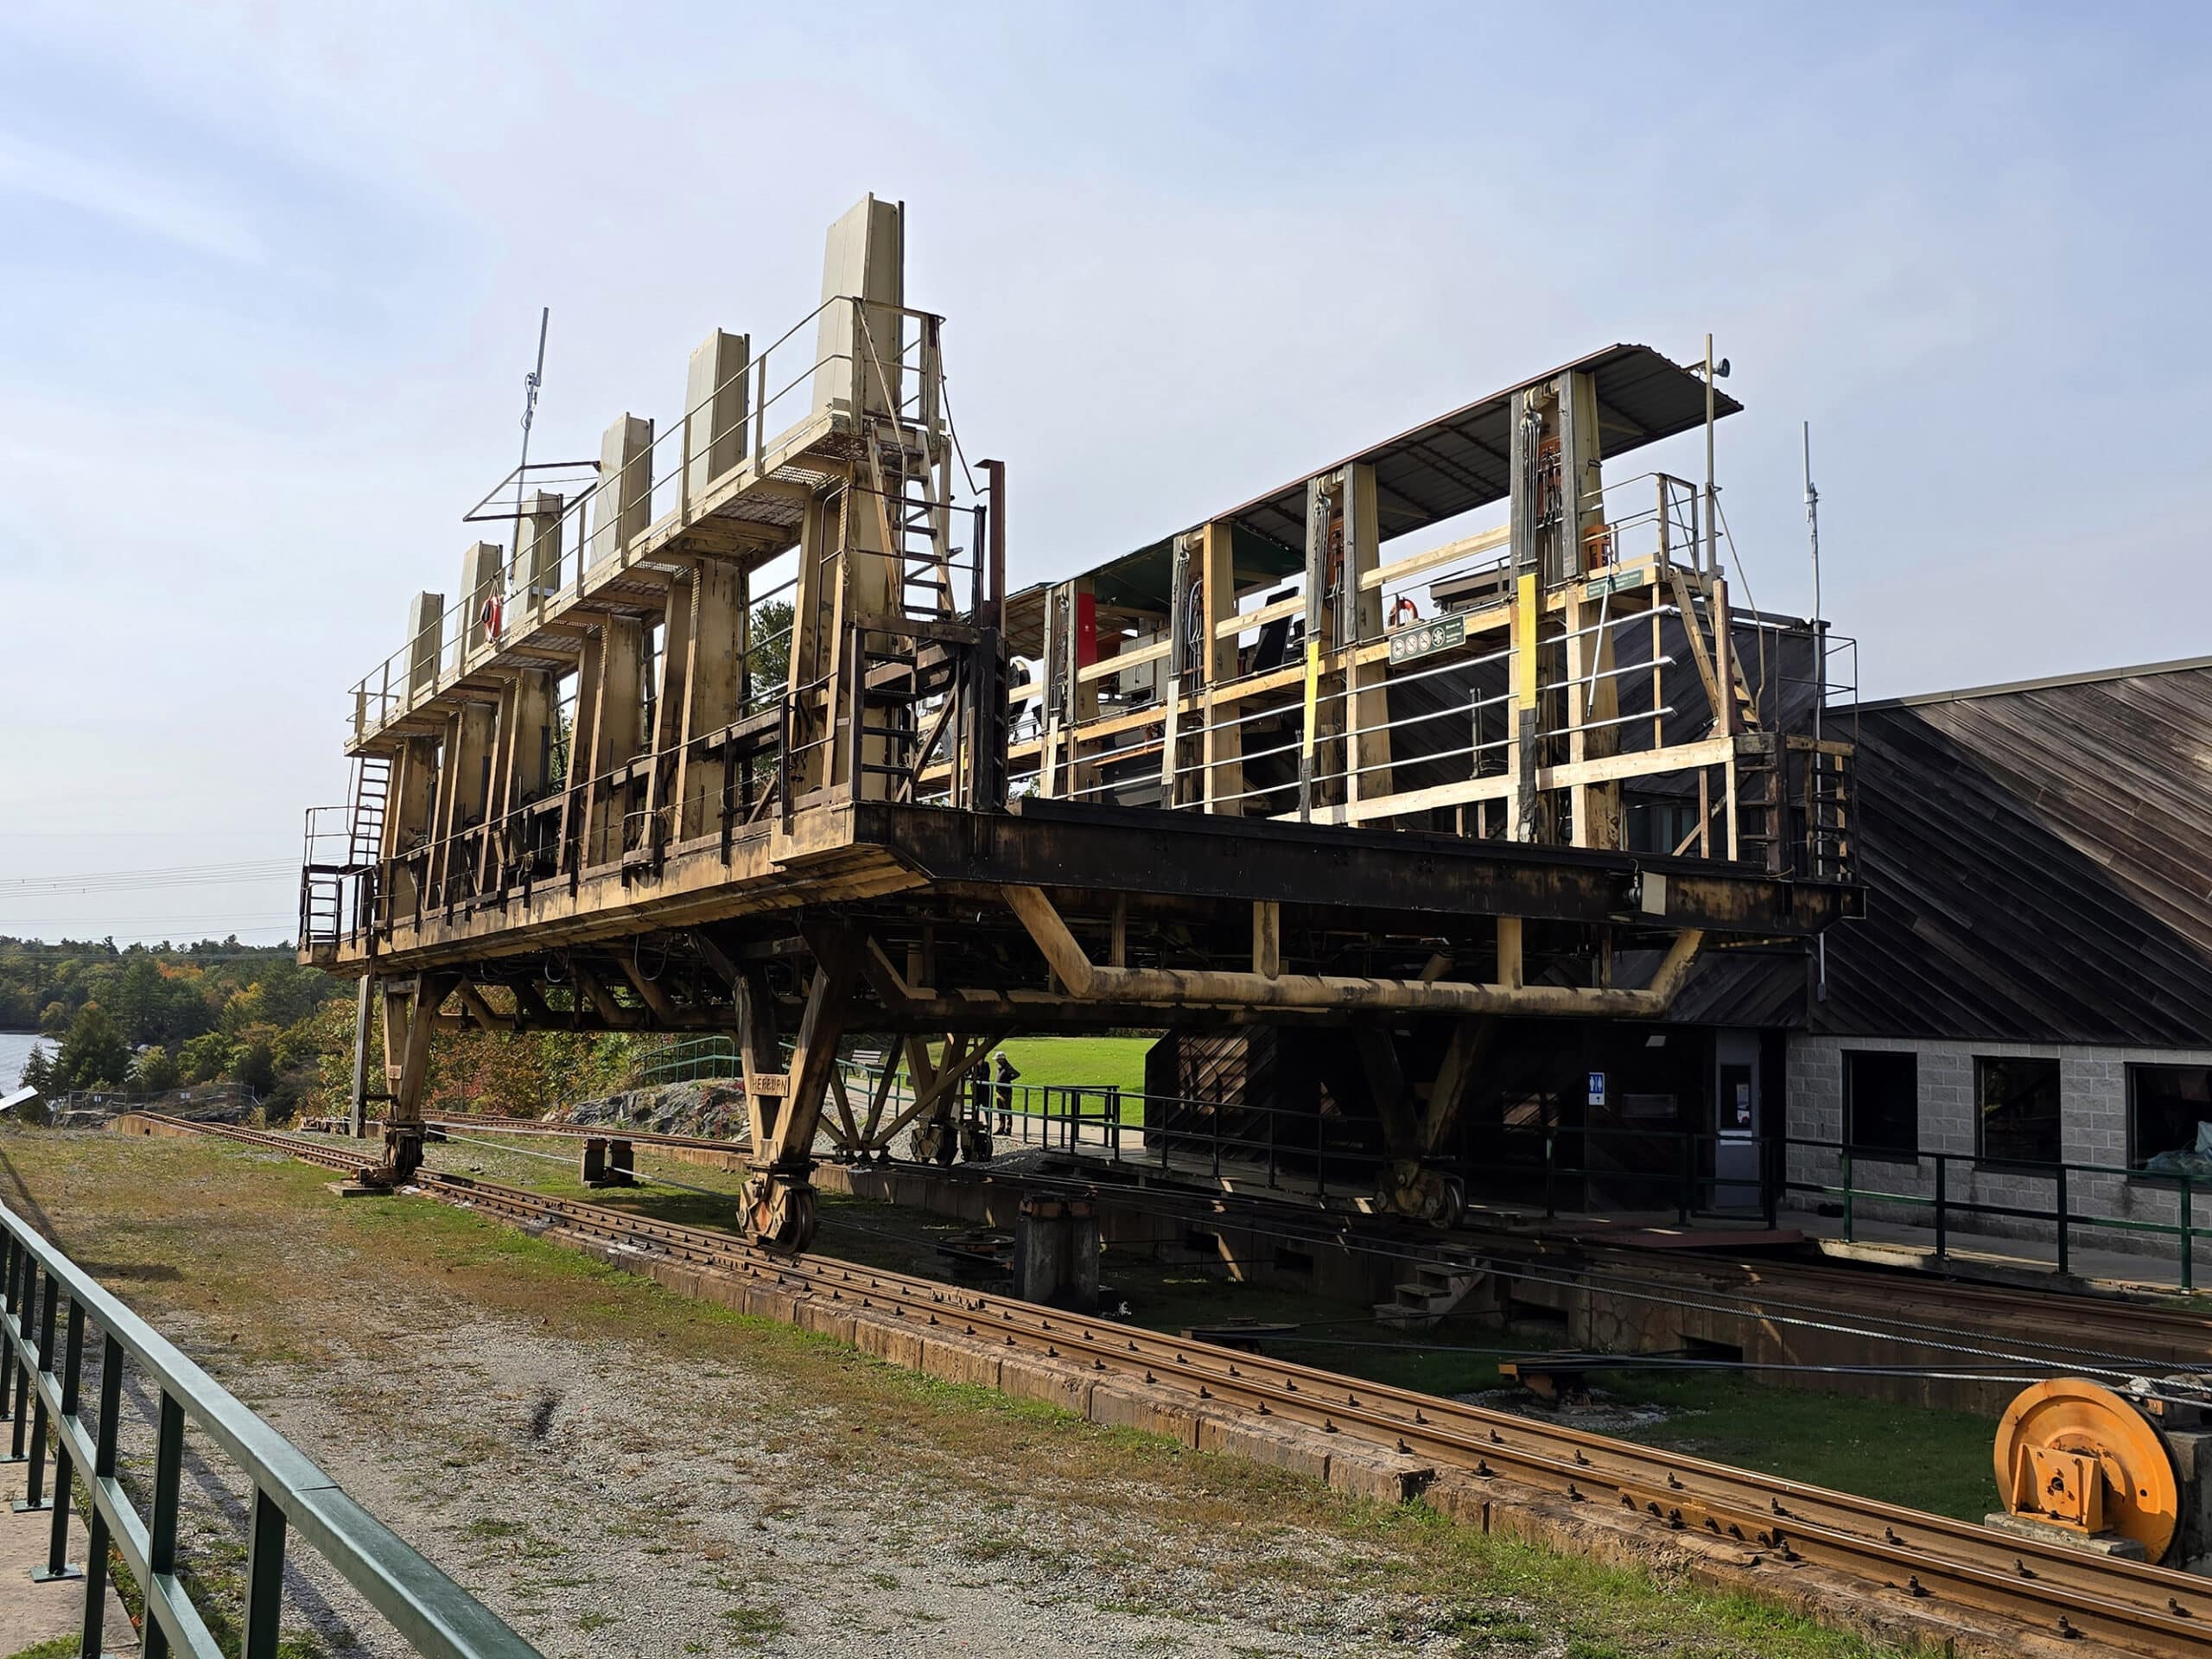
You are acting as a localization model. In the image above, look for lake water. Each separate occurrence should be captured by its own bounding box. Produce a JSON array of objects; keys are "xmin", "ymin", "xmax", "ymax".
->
[{"xmin": 0, "ymin": 1033, "xmax": 42, "ymax": 1091}]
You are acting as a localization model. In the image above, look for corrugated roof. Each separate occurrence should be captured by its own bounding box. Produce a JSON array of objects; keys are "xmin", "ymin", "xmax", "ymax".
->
[
  {"xmin": 1004, "ymin": 342, "xmax": 1734, "ymax": 655},
  {"xmin": 1815, "ymin": 662, "xmax": 2212, "ymax": 1045}
]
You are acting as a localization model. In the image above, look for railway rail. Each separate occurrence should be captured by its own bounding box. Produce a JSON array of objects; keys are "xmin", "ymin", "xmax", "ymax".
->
[
  {"xmin": 130, "ymin": 1112, "xmax": 2212, "ymax": 1656},
  {"xmin": 341, "ymin": 1112, "xmax": 2212, "ymax": 1391}
]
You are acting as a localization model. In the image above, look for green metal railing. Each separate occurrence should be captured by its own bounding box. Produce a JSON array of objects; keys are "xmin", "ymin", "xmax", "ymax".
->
[
  {"xmin": 639, "ymin": 1037, "xmax": 742, "ymax": 1085},
  {"xmin": 1784, "ymin": 1136, "xmax": 2212, "ymax": 1288},
  {"xmin": 0, "ymin": 1198, "xmax": 541, "ymax": 1659}
]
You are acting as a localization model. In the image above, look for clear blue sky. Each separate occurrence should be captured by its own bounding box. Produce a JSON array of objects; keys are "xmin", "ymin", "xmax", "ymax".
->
[{"xmin": 2, "ymin": 2, "xmax": 2206, "ymax": 944}]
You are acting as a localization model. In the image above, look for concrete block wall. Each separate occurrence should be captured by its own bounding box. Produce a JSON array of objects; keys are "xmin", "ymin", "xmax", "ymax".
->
[{"xmin": 1786, "ymin": 1034, "xmax": 2212, "ymax": 1261}]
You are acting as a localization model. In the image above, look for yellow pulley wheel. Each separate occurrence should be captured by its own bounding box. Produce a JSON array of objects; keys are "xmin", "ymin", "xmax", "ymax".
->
[{"xmin": 1993, "ymin": 1378, "xmax": 2179, "ymax": 1563}]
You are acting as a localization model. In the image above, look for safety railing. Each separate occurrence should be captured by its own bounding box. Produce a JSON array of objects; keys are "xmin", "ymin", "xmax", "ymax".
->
[
  {"xmin": 346, "ymin": 292, "xmax": 954, "ymax": 744},
  {"xmin": 312, "ymin": 607, "xmax": 1007, "ymax": 949},
  {"xmin": 1783, "ymin": 1135, "xmax": 2212, "ymax": 1288},
  {"xmin": 0, "ymin": 1199, "xmax": 539, "ymax": 1659}
]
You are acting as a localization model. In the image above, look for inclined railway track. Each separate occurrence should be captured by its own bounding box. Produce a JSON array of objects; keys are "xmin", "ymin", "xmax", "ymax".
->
[{"xmin": 166, "ymin": 1115, "xmax": 2212, "ymax": 1655}]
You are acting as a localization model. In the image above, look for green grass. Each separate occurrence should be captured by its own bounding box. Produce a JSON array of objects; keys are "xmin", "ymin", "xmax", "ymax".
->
[{"xmin": 990, "ymin": 1036, "xmax": 1153, "ymax": 1096}]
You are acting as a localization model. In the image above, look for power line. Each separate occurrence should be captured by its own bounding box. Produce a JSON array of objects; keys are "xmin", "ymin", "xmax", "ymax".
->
[{"xmin": 0, "ymin": 858, "xmax": 295, "ymax": 896}]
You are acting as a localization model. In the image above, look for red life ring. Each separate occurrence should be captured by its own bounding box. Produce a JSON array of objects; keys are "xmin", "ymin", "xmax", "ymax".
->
[{"xmin": 1389, "ymin": 595, "xmax": 1420, "ymax": 628}]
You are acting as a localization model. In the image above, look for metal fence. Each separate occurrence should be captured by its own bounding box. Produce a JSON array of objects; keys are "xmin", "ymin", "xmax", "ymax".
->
[
  {"xmin": 0, "ymin": 1198, "xmax": 540, "ymax": 1659},
  {"xmin": 1783, "ymin": 1135, "xmax": 2212, "ymax": 1287}
]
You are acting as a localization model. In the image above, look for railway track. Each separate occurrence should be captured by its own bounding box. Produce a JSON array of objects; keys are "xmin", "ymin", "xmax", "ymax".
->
[
  {"xmin": 350, "ymin": 1114, "xmax": 2212, "ymax": 1385},
  {"xmin": 139, "ymin": 1113, "xmax": 2212, "ymax": 1655}
]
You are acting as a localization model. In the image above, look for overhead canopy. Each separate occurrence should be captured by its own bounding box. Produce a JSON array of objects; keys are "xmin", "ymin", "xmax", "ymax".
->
[{"xmin": 1004, "ymin": 342, "xmax": 1737, "ymax": 656}]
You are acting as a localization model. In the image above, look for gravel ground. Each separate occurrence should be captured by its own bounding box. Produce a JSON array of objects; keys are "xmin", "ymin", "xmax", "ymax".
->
[{"xmin": 175, "ymin": 1310, "xmax": 1510, "ymax": 1659}]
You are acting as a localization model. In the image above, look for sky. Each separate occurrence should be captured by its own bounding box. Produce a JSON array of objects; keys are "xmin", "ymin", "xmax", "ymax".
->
[{"xmin": 2, "ymin": 2, "xmax": 2208, "ymax": 949}]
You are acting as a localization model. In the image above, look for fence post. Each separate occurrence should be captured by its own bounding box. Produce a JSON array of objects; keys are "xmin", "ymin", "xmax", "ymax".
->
[
  {"xmin": 80, "ymin": 1332, "xmax": 122, "ymax": 1658},
  {"xmin": 2056, "ymin": 1163, "xmax": 2069, "ymax": 1276},
  {"xmin": 1934, "ymin": 1154, "xmax": 1948, "ymax": 1260},
  {"xmin": 35, "ymin": 1297, "xmax": 83, "ymax": 1580},
  {"xmin": 16, "ymin": 1270, "xmax": 54, "ymax": 1513},
  {"xmin": 2185, "ymin": 1175, "xmax": 2196, "ymax": 1294}
]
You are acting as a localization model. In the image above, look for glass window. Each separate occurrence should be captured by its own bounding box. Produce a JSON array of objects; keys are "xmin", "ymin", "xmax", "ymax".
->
[
  {"xmin": 1843, "ymin": 1051, "xmax": 1917, "ymax": 1155},
  {"xmin": 1976, "ymin": 1056, "xmax": 2061, "ymax": 1166},
  {"xmin": 2130, "ymin": 1065, "xmax": 2212, "ymax": 1171}
]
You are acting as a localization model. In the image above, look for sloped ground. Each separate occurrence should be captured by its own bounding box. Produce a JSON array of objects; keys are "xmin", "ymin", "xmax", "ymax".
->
[{"xmin": 0, "ymin": 1128, "xmax": 1912, "ymax": 1659}]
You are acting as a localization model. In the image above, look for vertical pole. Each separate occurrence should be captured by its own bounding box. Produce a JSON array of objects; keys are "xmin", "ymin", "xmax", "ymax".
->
[
  {"xmin": 239, "ymin": 1490, "xmax": 287, "ymax": 1659},
  {"xmin": 1934, "ymin": 1154, "xmax": 1948, "ymax": 1260},
  {"xmin": 0, "ymin": 1239, "xmax": 14, "ymax": 1425},
  {"xmin": 1841, "ymin": 1148, "xmax": 1854, "ymax": 1244},
  {"xmin": 2056, "ymin": 1164, "xmax": 2069, "ymax": 1276},
  {"xmin": 36, "ymin": 1299, "xmax": 83, "ymax": 1580},
  {"xmin": 1702, "ymin": 334, "xmax": 1717, "ymax": 577},
  {"xmin": 4, "ymin": 1255, "xmax": 27, "ymax": 1465},
  {"xmin": 2183, "ymin": 1175, "xmax": 2196, "ymax": 1294},
  {"xmin": 17, "ymin": 1271, "xmax": 54, "ymax": 1512},
  {"xmin": 1544, "ymin": 1130, "xmax": 1557, "ymax": 1220},
  {"xmin": 981, "ymin": 460, "xmax": 1007, "ymax": 629},
  {"xmin": 80, "ymin": 1332, "xmax": 122, "ymax": 1659},
  {"xmin": 348, "ymin": 973, "xmax": 374, "ymax": 1138},
  {"xmin": 144, "ymin": 1391, "xmax": 184, "ymax": 1659},
  {"xmin": 1678, "ymin": 1131, "xmax": 1693, "ymax": 1226}
]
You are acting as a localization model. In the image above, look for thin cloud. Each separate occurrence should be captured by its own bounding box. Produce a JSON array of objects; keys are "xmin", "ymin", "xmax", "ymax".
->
[{"xmin": 0, "ymin": 130, "xmax": 265, "ymax": 264}]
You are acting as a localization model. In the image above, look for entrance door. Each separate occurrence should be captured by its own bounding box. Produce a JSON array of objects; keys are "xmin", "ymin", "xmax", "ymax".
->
[{"xmin": 1713, "ymin": 1029, "xmax": 1762, "ymax": 1211}]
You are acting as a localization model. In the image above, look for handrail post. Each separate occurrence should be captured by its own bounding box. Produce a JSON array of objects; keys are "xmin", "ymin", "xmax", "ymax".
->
[
  {"xmin": 2056, "ymin": 1163, "xmax": 2069, "ymax": 1276},
  {"xmin": 17, "ymin": 1270, "xmax": 54, "ymax": 1513},
  {"xmin": 2185, "ymin": 1174, "xmax": 2196, "ymax": 1294},
  {"xmin": 36, "ymin": 1297, "xmax": 85, "ymax": 1580},
  {"xmin": 147, "ymin": 1389, "xmax": 184, "ymax": 1652},
  {"xmin": 0, "ymin": 1238, "xmax": 14, "ymax": 1426},
  {"xmin": 3, "ymin": 1251, "xmax": 26, "ymax": 1465},
  {"xmin": 239, "ymin": 1489, "xmax": 288, "ymax": 1659},
  {"xmin": 80, "ymin": 1331, "xmax": 122, "ymax": 1658}
]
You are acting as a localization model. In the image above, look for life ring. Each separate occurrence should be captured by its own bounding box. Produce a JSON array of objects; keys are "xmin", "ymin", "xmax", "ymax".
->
[{"xmin": 1389, "ymin": 595, "xmax": 1420, "ymax": 628}]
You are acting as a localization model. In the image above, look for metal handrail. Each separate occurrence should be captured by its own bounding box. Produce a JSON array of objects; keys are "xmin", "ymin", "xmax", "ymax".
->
[{"xmin": 0, "ymin": 1198, "xmax": 541, "ymax": 1659}]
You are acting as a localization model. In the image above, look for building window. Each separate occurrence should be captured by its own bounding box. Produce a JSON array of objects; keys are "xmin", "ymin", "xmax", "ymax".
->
[
  {"xmin": 1976, "ymin": 1056, "xmax": 2062, "ymax": 1166},
  {"xmin": 2129, "ymin": 1065, "xmax": 2212, "ymax": 1172},
  {"xmin": 1843, "ymin": 1051, "xmax": 1917, "ymax": 1155}
]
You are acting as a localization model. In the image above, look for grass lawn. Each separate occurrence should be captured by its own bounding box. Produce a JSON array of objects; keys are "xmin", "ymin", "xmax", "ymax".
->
[{"xmin": 989, "ymin": 1035, "xmax": 1154, "ymax": 1096}]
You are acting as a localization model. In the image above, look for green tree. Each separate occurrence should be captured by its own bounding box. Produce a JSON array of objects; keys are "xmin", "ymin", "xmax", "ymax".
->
[
  {"xmin": 748, "ymin": 598, "xmax": 795, "ymax": 693},
  {"xmin": 132, "ymin": 1045, "xmax": 181, "ymax": 1093},
  {"xmin": 19, "ymin": 1044, "xmax": 52, "ymax": 1093},
  {"xmin": 55, "ymin": 1005, "xmax": 130, "ymax": 1090},
  {"xmin": 232, "ymin": 1026, "xmax": 278, "ymax": 1097},
  {"xmin": 178, "ymin": 1031, "xmax": 237, "ymax": 1084}
]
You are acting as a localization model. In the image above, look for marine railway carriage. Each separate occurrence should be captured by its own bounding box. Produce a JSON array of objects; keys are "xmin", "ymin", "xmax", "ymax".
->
[{"xmin": 297, "ymin": 195, "xmax": 1861, "ymax": 1253}]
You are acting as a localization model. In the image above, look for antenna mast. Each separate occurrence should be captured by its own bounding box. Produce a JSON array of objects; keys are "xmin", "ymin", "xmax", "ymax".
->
[{"xmin": 512, "ymin": 306, "xmax": 550, "ymax": 544}]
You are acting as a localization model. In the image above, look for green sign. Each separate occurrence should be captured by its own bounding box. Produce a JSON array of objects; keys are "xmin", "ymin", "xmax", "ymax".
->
[{"xmin": 1388, "ymin": 613, "xmax": 1466, "ymax": 664}]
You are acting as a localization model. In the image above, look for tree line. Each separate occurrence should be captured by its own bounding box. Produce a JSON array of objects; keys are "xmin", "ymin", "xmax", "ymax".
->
[{"xmin": 4, "ymin": 938, "xmax": 643, "ymax": 1119}]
